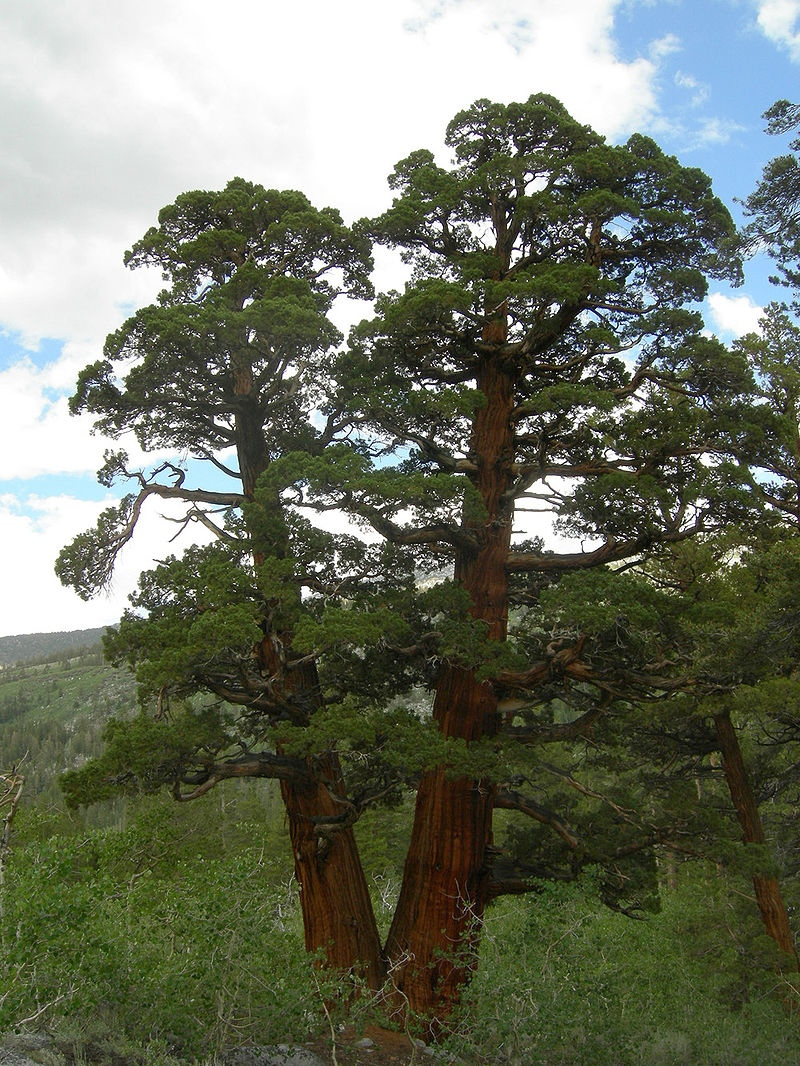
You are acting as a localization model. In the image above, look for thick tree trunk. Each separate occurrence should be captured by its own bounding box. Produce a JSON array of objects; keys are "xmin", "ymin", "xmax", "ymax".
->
[
  {"xmin": 713, "ymin": 709, "xmax": 799, "ymax": 969},
  {"xmin": 386, "ymin": 340, "xmax": 514, "ymax": 1024},
  {"xmin": 383, "ymin": 669, "xmax": 497, "ymax": 1022},
  {"xmin": 235, "ymin": 358, "xmax": 385, "ymax": 987},
  {"xmin": 232, "ymin": 349, "xmax": 270, "ymax": 502},
  {"xmin": 258, "ymin": 640, "xmax": 385, "ymax": 988},
  {"xmin": 281, "ymin": 755, "xmax": 386, "ymax": 989}
]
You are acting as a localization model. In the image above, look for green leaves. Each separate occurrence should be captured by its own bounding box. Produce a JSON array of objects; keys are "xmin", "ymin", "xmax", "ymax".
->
[
  {"xmin": 60, "ymin": 704, "xmax": 232, "ymax": 808},
  {"xmin": 69, "ymin": 179, "xmax": 373, "ymax": 468},
  {"xmin": 55, "ymin": 495, "xmax": 139, "ymax": 598},
  {"xmin": 293, "ymin": 604, "xmax": 409, "ymax": 658},
  {"xmin": 127, "ymin": 179, "xmax": 373, "ymax": 303},
  {"xmin": 347, "ymin": 95, "xmax": 749, "ymax": 576},
  {"xmin": 744, "ymin": 101, "xmax": 800, "ymax": 289}
]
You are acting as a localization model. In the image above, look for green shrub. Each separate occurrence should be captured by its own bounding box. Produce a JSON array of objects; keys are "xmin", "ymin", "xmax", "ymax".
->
[
  {"xmin": 2, "ymin": 806, "xmax": 798, "ymax": 1063},
  {"xmin": 0, "ymin": 800, "xmax": 316, "ymax": 1056},
  {"xmin": 445, "ymin": 873, "xmax": 798, "ymax": 1066}
]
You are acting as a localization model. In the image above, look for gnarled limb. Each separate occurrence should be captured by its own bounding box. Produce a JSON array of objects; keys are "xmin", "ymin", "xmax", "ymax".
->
[
  {"xmin": 494, "ymin": 787, "xmax": 580, "ymax": 849},
  {"xmin": 56, "ymin": 480, "xmax": 244, "ymax": 599}
]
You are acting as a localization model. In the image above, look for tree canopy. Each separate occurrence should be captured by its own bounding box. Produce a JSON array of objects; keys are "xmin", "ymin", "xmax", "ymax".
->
[{"xmin": 56, "ymin": 95, "xmax": 800, "ymax": 1028}]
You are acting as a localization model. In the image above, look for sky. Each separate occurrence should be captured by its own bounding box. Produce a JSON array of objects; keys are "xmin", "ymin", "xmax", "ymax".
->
[{"xmin": 0, "ymin": 0, "xmax": 798, "ymax": 638}]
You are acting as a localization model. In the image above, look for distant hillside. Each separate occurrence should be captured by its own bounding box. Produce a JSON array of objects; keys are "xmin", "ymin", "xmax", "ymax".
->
[
  {"xmin": 0, "ymin": 627, "xmax": 110, "ymax": 667},
  {"xmin": 0, "ymin": 635, "xmax": 137, "ymax": 807}
]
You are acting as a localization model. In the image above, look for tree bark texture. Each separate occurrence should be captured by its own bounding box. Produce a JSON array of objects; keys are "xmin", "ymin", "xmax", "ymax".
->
[
  {"xmin": 258, "ymin": 639, "xmax": 385, "ymax": 988},
  {"xmin": 280, "ymin": 757, "xmax": 386, "ymax": 988},
  {"xmin": 383, "ymin": 673, "xmax": 497, "ymax": 1022},
  {"xmin": 232, "ymin": 344, "xmax": 270, "ymax": 501},
  {"xmin": 713, "ymin": 709, "xmax": 799, "ymax": 969},
  {"xmin": 386, "ymin": 342, "xmax": 514, "ymax": 1022}
]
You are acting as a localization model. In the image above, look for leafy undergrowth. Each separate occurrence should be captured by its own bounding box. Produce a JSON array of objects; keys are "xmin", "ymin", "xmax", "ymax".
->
[
  {"xmin": 447, "ymin": 879, "xmax": 800, "ymax": 1065},
  {"xmin": 1, "ymin": 799, "xmax": 798, "ymax": 1065}
]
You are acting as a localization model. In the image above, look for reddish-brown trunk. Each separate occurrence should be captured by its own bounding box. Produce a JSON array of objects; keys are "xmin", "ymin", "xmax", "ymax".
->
[
  {"xmin": 714, "ymin": 709, "xmax": 798, "ymax": 969},
  {"xmin": 281, "ymin": 757, "xmax": 386, "ymax": 988},
  {"xmin": 384, "ymin": 669, "xmax": 497, "ymax": 1022},
  {"xmin": 386, "ymin": 336, "xmax": 514, "ymax": 1024},
  {"xmin": 258, "ymin": 641, "xmax": 385, "ymax": 986}
]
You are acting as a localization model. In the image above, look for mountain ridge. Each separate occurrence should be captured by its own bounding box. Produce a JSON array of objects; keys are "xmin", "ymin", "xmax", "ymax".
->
[{"xmin": 0, "ymin": 627, "xmax": 110, "ymax": 667}]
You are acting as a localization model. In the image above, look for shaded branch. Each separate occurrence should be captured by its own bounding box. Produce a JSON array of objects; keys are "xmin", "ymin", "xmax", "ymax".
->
[
  {"xmin": 495, "ymin": 787, "xmax": 580, "ymax": 849},
  {"xmin": 506, "ymin": 529, "xmax": 700, "ymax": 574},
  {"xmin": 172, "ymin": 751, "xmax": 314, "ymax": 801},
  {"xmin": 540, "ymin": 761, "xmax": 638, "ymax": 824}
]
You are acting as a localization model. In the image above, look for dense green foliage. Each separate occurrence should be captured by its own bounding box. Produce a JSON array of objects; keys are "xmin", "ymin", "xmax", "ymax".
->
[
  {"xmin": 0, "ymin": 797, "xmax": 796, "ymax": 1064},
  {"xmin": 52, "ymin": 98, "xmax": 765, "ymax": 879},
  {"xmin": 0, "ymin": 626, "xmax": 799, "ymax": 1059},
  {"xmin": 11, "ymin": 91, "xmax": 800, "ymax": 1045}
]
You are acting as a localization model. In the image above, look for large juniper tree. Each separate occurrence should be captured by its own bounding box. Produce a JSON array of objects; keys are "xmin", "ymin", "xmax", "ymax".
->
[
  {"xmin": 60, "ymin": 97, "xmax": 764, "ymax": 1028},
  {"xmin": 296, "ymin": 94, "xmax": 753, "ymax": 1017},
  {"xmin": 56, "ymin": 177, "xmax": 393, "ymax": 983}
]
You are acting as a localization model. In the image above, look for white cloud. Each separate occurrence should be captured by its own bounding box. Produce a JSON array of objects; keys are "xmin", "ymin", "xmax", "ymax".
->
[
  {"xmin": 0, "ymin": 373, "xmax": 100, "ymax": 481},
  {"xmin": 674, "ymin": 71, "xmax": 710, "ymax": 107},
  {"xmin": 755, "ymin": 0, "xmax": 800, "ymax": 60},
  {"xmin": 1, "ymin": 0, "xmax": 769, "ymax": 635},
  {"xmin": 0, "ymin": 344, "xmax": 174, "ymax": 480},
  {"xmin": 649, "ymin": 33, "xmax": 682, "ymax": 61},
  {"xmin": 681, "ymin": 116, "xmax": 747, "ymax": 150},
  {"xmin": 0, "ymin": 494, "xmax": 125, "ymax": 635},
  {"xmin": 0, "ymin": 0, "xmax": 662, "ymax": 349},
  {"xmin": 0, "ymin": 492, "xmax": 213, "ymax": 637},
  {"xmin": 707, "ymin": 292, "xmax": 765, "ymax": 338}
]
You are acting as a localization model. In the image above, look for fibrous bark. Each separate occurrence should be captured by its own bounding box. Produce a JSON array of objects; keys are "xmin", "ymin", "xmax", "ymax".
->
[{"xmin": 385, "ymin": 338, "xmax": 513, "ymax": 1021}]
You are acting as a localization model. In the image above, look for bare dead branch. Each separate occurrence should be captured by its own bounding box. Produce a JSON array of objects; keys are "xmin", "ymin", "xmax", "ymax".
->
[{"xmin": 1, "ymin": 761, "xmax": 26, "ymax": 917}]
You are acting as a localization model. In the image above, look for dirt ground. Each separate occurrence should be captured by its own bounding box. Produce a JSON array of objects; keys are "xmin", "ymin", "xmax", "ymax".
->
[{"xmin": 305, "ymin": 1023, "xmax": 460, "ymax": 1064}]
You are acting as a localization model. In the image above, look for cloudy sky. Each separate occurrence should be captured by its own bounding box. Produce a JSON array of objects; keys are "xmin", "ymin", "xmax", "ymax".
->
[{"xmin": 0, "ymin": 0, "xmax": 797, "ymax": 637}]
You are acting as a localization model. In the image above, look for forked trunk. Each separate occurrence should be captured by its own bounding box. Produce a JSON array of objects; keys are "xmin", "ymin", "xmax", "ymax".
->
[
  {"xmin": 384, "ymin": 668, "xmax": 497, "ymax": 1021},
  {"xmin": 714, "ymin": 708, "xmax": 799, "ymax": 970}
]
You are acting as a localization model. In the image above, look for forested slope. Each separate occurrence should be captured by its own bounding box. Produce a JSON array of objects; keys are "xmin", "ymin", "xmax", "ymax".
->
[
  {"xmin": 0, "ymin": 628, "xmax": 108, "ymax": 667},
  {"xmin": 1, "ymin": 632, "xmax": 798, "ymax": 1064},
  {"xmin": 0, "ymin": 637, "xmax": 136, "ymax": 808}
]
